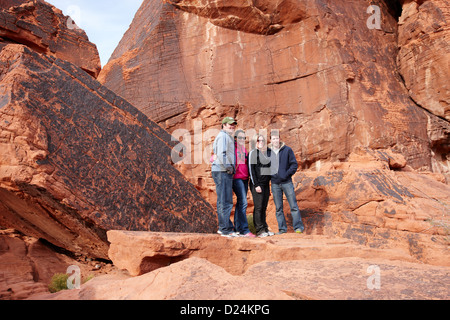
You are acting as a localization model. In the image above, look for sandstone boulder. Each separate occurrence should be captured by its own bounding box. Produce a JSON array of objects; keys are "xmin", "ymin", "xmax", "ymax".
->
[
  {"xmin": 107, "ymin": 230, "xmax": 418, "ymax": 277},
  {"xmin": 0, "ymin": 0, "xmax": 101, "ymax": 77},
  {"xmin": 33, "ymin": 233, "xmax": 450, "ymax": 300},
  {"xmin": 32, "ymin": 257, "xmax": 293, "ymax": 300},
  {"xmin": 0, "ymin": 44, "xmax": 216, "ymax": 259}
]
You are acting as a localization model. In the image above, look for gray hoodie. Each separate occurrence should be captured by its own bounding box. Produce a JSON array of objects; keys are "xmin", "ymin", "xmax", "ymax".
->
[{"xmin": 212, "ymin": 130, "xmax": 235, "ymax": 172}]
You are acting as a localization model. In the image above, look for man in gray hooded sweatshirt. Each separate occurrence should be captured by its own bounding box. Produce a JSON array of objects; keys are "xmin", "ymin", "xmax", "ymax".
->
[{"xmin": 212, "ymin": 117, "xmax": 237, "ymax": 237}]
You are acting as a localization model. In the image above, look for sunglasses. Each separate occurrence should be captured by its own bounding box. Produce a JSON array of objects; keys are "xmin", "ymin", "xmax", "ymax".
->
[{"xmin": 237, "ymin": 137, "xmax": 246, "ymax": 140}]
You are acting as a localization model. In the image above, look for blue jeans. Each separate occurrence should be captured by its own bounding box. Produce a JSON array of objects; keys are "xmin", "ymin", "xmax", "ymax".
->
[
  {"xmin": 232, "ymin": 179, "xmax": 250, "ymax": 235},
  {"xmin": 212, "ymin": 171, "xmax": 234, "ymax": 235},
  {"xmin": 271, "ymin": 181, "xmax": 304, "ymax": 232}
]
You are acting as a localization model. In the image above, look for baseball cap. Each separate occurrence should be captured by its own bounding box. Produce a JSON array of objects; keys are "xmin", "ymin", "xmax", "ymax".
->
[{"xmin": 222, "ymin": 117, "xmax": 237, "ymax": 125}]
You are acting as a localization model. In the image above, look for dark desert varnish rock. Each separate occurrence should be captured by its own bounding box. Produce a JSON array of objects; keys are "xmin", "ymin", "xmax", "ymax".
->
[{"xmin": 0, "ymin": 44, "xmax": 216, "ymax": 259}]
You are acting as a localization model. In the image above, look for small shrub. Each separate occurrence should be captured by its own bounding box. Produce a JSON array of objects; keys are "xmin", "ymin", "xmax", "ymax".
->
[
  {"xmin": 247, "ymin": 214, "xmax": 256, "ymax": 234},
  {"xmin": 48, "ymin": 271, "xmax": 95, "ymax": 293},
  {"xmin": 48, "ymin": 273, "xmax": 69, "ymax": 293}
]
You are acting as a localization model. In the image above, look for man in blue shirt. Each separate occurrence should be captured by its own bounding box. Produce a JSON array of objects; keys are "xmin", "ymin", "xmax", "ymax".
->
[
  {"xmin": 212, "ymin": 117, "xmax": 237, "ymax": 237},
  {"xmin": 269, "ymin": 131, "xmax": 305, "ymax": 234}
]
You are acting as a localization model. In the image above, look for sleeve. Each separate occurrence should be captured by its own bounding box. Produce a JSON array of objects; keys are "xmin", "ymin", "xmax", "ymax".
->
[
  {"xmin": 248, "ymin": 150, "xmax": 260, "ymax": 187},
  {"xmin": 286, "ymin": 148, "xmax": 298, "ymax": 177},
  {"xmin": 215, "ymin": 133, "xmax": 232, "ymax": 170}
]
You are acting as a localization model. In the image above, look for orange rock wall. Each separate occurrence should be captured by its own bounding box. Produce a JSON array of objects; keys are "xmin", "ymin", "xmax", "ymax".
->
[{"xmin": 99, "ymin": 0, "xmax": 450, "ymax": 207}]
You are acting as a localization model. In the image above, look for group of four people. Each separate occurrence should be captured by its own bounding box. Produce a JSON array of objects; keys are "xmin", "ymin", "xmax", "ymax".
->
[{"xmin": 211, "ymin": 117, "xmax": 305, "ymax": 238}]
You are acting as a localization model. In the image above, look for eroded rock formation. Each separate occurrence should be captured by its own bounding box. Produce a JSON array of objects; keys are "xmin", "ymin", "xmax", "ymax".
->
[
  {"xmin": 0, "ymin": 44, "xmax": 216, "ymax": 259},
  {"xmin": 397, "ymin": 0, "xmax": 450, "ymax": 178},
  {"xmin": 0, "ymin": 0, "xmax": 29, "ymax": 9},
  {"xmin": 398, "ymin": 0, "xmax": 449, "ymax": 121},
  {"xmin": 33, "ymin": 232, "xmax": 450, "ymax": 300},
  {"xmin": 0, "ymin": 0, "xmax": 101, "ymax": 77},
  {"xmin": 0, "ymin": 229, "xmax": 69, "ymax": 300},
  {"xmin": 294, "ymin": 148, "xmax": 449, "ymax": 265},
  {"xmin": 169, "ymin": 0, "xmax": 309, "ymax": 35}
]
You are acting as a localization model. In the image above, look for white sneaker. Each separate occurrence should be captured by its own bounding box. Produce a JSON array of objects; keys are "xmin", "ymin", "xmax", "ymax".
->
[
  {"xmin": 258, "ymin": 232, "xmax": 269, "ymax": 238},
  {"xmin": 221, "ymin": 232, "xmax": 239, "ymax": 238}
]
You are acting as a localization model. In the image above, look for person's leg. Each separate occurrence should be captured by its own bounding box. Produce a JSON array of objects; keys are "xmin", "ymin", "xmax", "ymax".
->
[
  {"xmin": 233, "ymin": 179, "xmax": 250, "ymax": 234},
  {"xmin": 261, "ymin": 184, "xmax": 271, "ymax": 232},
  {"xmin": 271, "ymin": 183, "xmax": 287, "ymax": 233},
  {"xmin": 251, "ymin": 183, "xmax": 265, "ymax": 235},
  {"xmin": 213, "ymin": 171, "xmax": 234, "ymax": 235},
  {"xmin": 222, "ymin": 172, "xmax": 235, "ymax": 234},
  {"xmin": 282, "ymin": 181, "xmax": 304, "ymax": 232}
]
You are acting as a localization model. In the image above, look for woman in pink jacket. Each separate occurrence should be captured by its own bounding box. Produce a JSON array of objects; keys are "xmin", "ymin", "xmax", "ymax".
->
[{"xmin": 232, "ymin": 130, "xmax": 255, "ymax": 237}]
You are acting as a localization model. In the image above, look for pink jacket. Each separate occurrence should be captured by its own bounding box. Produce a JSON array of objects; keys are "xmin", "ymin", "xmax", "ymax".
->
[{"xmin": 234, "ymin": 143, "xmax": 249, "ymax": 180}]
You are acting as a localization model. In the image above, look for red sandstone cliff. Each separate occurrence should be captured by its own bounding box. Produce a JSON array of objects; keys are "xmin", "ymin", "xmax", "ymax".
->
[
  {"xmin": 1, "ymin": 0, "xmax": 449, "ymax": 300},
  {"xmin": 98, "ymin": 0, "xmax": 449, "ymax": 203}
]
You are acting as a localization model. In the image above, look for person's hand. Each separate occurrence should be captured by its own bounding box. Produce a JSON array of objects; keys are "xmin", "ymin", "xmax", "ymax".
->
[{"xmin": 255, "ymin": 186, "xmax": 262, "ymax": 193}]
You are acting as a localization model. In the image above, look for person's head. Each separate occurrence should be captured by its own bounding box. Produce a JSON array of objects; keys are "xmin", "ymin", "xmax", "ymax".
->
[
  {"xmin": 251, "ymin": 134, "xmax": 267, "ymax": 150},
  {"xmin": 221, "ymin": 117, "xmax": 237, "ymax": 134},
  {"xmin": 270, "ymin": 130, "xmax": 280, "ymax": 149},
  {"xmin": 234, "ymin": 129, "xmax": 246, "ymax": 146}
]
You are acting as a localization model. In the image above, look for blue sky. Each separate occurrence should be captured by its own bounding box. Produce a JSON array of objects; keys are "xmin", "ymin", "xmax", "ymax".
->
[{"xmin": 46, "ymin": 0, "xmax": 143, "ymax": 66}]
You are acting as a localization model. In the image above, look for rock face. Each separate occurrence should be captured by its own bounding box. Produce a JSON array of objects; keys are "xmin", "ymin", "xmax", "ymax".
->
[
  {"xmin": 0, "ymin": 0, "xmax": 101, "ymax": 77},
  {"xmin": 34, "ymin": 257, "xmax": 450, "ymax": 300},
  {"xmin": 0, "ymin": 229, "xmax": 69, "ymax": 300},
  {"xmin": 0, "ymin": 44, "xmax": 216, "ymax": 259},
  {"xmin": 397, "ymin": 0, "xmax": 450, "ymax": 179},
  {"xmin": 169, "ymin": 0, "xmax": 309, "ymax": 35},
  {"xmin": 398, "ymin": 0, "xmax": 450, "ymax": 121},
  {"xmin": 293, "ymin": 148, "xmax": 449, "ymax": 266},
  {"xmin": 98, "ymin": 0, "xmax": 449, "ymax": 207},
  {"xmin": 0, "ymin": 228, "xmax": 119, "ymax": 300}
]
